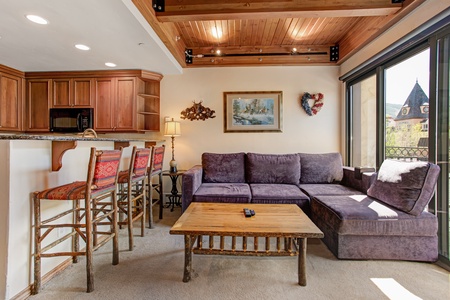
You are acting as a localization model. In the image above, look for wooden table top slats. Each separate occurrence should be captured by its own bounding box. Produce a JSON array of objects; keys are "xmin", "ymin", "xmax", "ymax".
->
[{"xmin": 170, "ymin": 203, "xmax": 323, "ymax": 238}]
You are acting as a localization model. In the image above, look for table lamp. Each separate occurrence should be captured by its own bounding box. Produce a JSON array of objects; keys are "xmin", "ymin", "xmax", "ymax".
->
[{"xmin": 164, "ymin": 118, "xmax": 181, "ymax": 172}]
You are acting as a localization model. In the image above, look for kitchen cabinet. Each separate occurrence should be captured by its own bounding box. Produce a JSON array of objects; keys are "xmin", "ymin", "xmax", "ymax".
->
[
  {"xmin": 137, "ymin": 76, "xmax": 161, "ymax": 132},
  {"xmin": 94, "ymin": 77, "xmax": 136, "ymax": 132},
  {"xmin": 26, "ymin": 79, "xmax": 51, "ymax": 131},
  {"xmin": 0, "ymin": 68, "xmax": 23, "ymax": 131},
  {"xmin": 52, "ymin": 78, "xmax": 93, "ymax": 107},
  {"xmin": 24, "ymin": 69, "xmax": 162, "ymax": 133}
]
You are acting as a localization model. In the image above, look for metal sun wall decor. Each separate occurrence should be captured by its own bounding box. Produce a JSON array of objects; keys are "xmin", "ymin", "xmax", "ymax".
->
[{"xmin": 180, "ymin": 101, "xmax": 216, "ymax": 121}]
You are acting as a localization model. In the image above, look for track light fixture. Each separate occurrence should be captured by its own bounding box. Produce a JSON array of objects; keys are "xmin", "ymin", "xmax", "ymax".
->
[{"xmin": 184, "ymin": 46, "xmax": 338, "ymax": 64}]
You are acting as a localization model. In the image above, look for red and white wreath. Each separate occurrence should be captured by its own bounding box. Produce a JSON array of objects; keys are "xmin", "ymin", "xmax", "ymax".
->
[{"xmin": 301, "ymin": 92, "xmax": 324, "ymax": 116}]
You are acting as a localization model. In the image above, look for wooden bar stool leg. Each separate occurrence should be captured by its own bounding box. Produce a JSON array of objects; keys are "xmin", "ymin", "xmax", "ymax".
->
[
  {"xmin": 33, "ymin": 193, "xmax": 41, "ymax": 295},
  {"xmin": 127, "ymin": 182, "xmax": 134, "ymax": 251},
  {"xmin": 141, "ymin": 183, "xmax": 146, "ymax": 236},
  {"xmin": 158, "ymin": 174, "xmax": 163, "ymax": 220},
  {"xmin": 112, "ymin": 191, "xmax": 119, "ymax": 265},
  {"xmin": 73, "ymin": 200, "xmax": 79, "ymax": 263},
  {"xmin": 86, "ymin": 197, "xmax": 94, "ymax": 293},
  {"xmin": 149, "ymin": 180, "xmax": 154, "ymax": 229}
]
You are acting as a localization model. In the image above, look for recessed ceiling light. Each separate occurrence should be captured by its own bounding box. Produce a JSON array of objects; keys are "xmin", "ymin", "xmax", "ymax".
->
[
  {"xmin": 75, "ymin": 44, "xmax": 90, "ymax": 51},
  {"xmin": 105, "ymin": 62, "xmax": 116, "ymax": 67},
  {"xmin": 26, "ymin": 15, "xmax": 48, "ymax": 25}
]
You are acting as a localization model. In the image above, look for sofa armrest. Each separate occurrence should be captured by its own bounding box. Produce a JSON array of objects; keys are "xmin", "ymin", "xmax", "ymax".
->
[
  {"xmin": 182, "ymin": 165, "xmax": 203, "ymax": 212},
  {"xmin": 341, "ymin": 166, "xmax": 376, "ymax": 194}
]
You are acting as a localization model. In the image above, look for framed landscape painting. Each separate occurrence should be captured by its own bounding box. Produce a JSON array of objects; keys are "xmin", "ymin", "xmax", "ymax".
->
[{"xmin": 223, "ymin": 91, "xmax": 283, "ymax": 133}]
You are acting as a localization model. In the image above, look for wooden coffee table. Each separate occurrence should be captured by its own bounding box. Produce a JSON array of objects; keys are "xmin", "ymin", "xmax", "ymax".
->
[{"xmin": 169, "ymin": 203, "xmax": 324, "ymax": 286}]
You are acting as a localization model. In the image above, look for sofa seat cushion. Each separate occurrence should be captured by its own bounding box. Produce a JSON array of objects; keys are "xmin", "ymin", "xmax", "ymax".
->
[
  {"xmin": 202, "ymin": 152, "xmax": 246, "ymax": 183},
  {"xmin": 311, "ymin": 195, "xmax": 437, "ymax": 237},
  {"xmin": 367, "ymin": 160, "xmax": 440, "ymax": 216},
  {"xmin": 245, "ymin": 153, "xmax": 300, "ymax": 184},
  {"xmin": 193, "ymin": 183, "xmax": 251, "ymax": 203},
  {"xmin": 250, "ymin": 184, "xmax": 309, "ymax": 201},
  {"xmin": 299, "ymin": 184, "xmax": 364, "ymax": 198}
]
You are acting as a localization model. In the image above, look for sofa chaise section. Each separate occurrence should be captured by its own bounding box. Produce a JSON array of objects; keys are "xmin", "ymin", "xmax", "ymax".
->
[
  {"xmin": 311, "ymin": 195, "xmax": 438, "ymax": 261},
  {"xmin": 311, "ymin": 160, "xmax": 440, "ymax": 262}
]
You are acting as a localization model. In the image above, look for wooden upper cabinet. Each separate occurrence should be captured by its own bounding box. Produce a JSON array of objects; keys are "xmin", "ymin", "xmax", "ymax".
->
[
  {"xmin": 23, "ymin": 69, "xmax": 162, "ymax": 133},
  {"xmin": 94, "ymin": 78, "xmax": 115, "ymax": 131},
  {"xmin": 27, "ymin": 79, "xmax": 51, "ymax": 131},
  {"xmin": 52, "ymin": 78, "xmax": 93, "ymax": 107},
  {"xmin": 0, "ymin": 72, "xmax": 23, "ymax": 131},
  {"xmin": 94, "ymin": 77, "xmax": 136, "ymax": 132},
  {"xmin": 115, "ymin": 77, "xmax": 136, "ymax": 131}
]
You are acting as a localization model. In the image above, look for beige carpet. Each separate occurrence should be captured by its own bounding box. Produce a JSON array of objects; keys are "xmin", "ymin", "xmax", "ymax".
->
[{"xmin": 28, "ymin": 208, "xmax": 449, "ymax": 300}]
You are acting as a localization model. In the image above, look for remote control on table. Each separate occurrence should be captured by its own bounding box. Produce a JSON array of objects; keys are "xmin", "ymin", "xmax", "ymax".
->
[{"xmin": 243, "ymin": 208, "xmax": 252, "ymax": 218}]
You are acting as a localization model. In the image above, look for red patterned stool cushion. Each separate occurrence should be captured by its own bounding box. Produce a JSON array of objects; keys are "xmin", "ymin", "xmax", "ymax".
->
[{"xmin": 35, "ymin": 181, "xmax": 86, "ymax": 200}]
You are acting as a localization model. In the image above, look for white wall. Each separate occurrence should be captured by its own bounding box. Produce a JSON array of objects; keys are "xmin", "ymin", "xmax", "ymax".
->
[{"xmin": 160, "ymin": 66, "xmax": 341, "ymax": 170}]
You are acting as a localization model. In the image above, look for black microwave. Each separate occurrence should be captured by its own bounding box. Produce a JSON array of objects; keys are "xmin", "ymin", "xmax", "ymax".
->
[{"xmin": 49, "ymin": 108, "xmax": 93, "ymax": 132}]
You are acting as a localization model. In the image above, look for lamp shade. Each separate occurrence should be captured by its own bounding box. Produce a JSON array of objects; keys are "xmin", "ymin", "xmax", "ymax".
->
[{"xmin": 164, "ymin": 120, "xmax": 181, "ymax": 136}]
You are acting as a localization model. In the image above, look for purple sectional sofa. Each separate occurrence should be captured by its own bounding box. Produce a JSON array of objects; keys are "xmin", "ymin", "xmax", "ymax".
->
[{"xmin": 181, "ymin": 152, "xmax": 440, "ymax": 262}]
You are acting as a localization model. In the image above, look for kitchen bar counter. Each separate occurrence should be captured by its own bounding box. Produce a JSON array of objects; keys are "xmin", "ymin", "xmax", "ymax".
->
[{"xmin": 0, "ymin": 134, "xmax": 164, "ymax": 171}]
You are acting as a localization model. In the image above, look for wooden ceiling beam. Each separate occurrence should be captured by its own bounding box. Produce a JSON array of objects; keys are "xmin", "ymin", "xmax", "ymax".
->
[
  {"xmin": 337, "ymin": 0, "xmax": 427, "ymax": 63},
  {"xmin": 132, "ymin": 0, "xmax": 187, "ymax": 67},
  {"xmin": 157, "ymin": 0, "xmax": 402, "ymax": 22}
]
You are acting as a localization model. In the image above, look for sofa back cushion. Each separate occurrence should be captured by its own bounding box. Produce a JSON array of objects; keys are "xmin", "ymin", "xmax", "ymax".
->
[
  {"xmin": 367, "ymin": 160, "xmax": 440, "ymax": 216},
  {"xmin": 299, "ymin": 153, "xmax": 343, "ymax": 183},
  {"xmin": 202, "ymin": 152, "xmax": 246, "ymax": 183},
  {"xmin": 245, "ymin": 153, "xmax": 300, "ymax": 184}
]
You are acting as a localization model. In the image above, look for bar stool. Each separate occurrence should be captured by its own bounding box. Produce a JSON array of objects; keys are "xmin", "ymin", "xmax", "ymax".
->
[
  {"xmin": 116, "ymin": 146, "xmax": 151, "ymax": 251},
  {"xmin": 33, "ymin": 147, "xmax": 123, "ymax": 294},
  {"xmin": 147, "ymin": 145, "xmax": 165, "ymax": 228}
]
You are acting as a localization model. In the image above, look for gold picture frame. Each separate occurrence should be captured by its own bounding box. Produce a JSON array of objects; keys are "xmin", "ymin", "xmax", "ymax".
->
[{"xmin": 223, "ymin": 91, "xmax": 283, "ymax": 133}]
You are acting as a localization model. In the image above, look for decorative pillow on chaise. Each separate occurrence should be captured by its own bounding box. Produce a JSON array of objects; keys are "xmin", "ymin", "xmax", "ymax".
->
[
  {"xmin": 299, "ymin": 153, "xmax": 343, "ymax": 183},
  {"xmin": 202, "ymin": 152, "xmax": 246, "ymax": 183},
  {"xmin": 367, "ymin": 160, "xmax": 440, "ymax": 216}
]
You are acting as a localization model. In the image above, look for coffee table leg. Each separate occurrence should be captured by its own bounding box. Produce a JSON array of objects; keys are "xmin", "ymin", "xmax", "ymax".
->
[
  {"xmin": 183, "ymin": 235, "xmax": 194, "ymax": 282},
  {"xmin": 298, "ymin": 238, "xmax": 307, "ymax": 286}
]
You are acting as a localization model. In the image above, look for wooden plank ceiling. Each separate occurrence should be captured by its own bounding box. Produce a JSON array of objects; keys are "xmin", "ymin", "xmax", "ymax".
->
[{"xmin": 132, "ymin": 0, "xmax": 425, "ymax": 67}]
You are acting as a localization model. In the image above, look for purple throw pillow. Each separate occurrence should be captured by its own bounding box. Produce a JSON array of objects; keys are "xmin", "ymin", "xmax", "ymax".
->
[
  {"xmin": 367, "ymin": 160, "xmax": 440, "ymax": 216},
  {"xmin": 245, "ymin": 153, "xmax": 300, "ymax": 184},
  {"xmin": 202, "ymin": 152, "xmax": 246, "ymax": 183},
  {"xmin": 299, "ymin": 153, "xmax": 343, "ymax": 183}
]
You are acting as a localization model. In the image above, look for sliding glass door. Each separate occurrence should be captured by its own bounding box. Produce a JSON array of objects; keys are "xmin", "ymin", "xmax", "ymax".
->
[
  {"xmin": 348, "ymin": 74, "xmax": 377, "ymax": 167},
  {"xmin": 436, "ymin": 30, "xmax": 450, "ymax": 262},
  {"xmin": 345, "ymin": 23, "xmax": 450, "ymax": 267}
]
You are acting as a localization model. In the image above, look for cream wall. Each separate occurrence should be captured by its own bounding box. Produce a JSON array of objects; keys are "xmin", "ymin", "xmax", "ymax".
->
[{"xmin": 160, "ymin": 66, "xmax": 341, "ymax": 170}]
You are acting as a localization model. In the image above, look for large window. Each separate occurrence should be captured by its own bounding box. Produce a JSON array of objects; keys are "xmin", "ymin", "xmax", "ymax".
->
[
  {"xmin": 385, "ymin": 49, "xmax": 430, "ymax": 163},
  {"xmin": 348, "ymin": 75, "xmax": 377, "ymax": 167},
  {"xmin": 344, "ymin": 23, "xmax": 450, "ymax": 267}
]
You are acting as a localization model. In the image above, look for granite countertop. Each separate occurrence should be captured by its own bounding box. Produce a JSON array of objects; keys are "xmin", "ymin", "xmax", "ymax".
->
[{"xmin": 0, "ymin": 133, "xmax": 163, "ymax": 143}]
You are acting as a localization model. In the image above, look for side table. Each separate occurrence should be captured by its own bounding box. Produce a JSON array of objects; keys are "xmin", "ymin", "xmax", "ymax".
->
[{"xmin": 162, "ymin": 170, "xmax": 185, "ymax": 211}]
